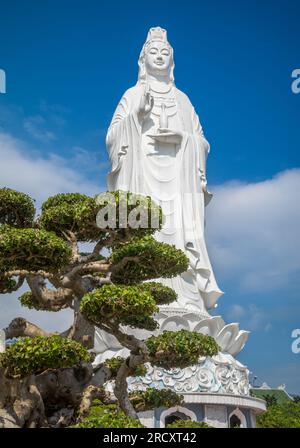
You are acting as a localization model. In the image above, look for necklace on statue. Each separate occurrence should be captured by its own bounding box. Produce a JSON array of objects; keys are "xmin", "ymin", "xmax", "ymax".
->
[{"xmin": 149, "ymin": 82, "xmax": 173, "ymax": 94}]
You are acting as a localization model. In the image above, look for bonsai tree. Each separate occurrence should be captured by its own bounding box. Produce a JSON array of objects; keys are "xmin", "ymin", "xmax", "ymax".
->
[{"xmin": 0, "ymin": 187, "xmax": 219, "ymax": 428}]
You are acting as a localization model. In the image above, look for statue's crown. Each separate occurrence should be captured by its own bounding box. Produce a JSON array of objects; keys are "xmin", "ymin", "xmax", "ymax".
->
[{"xmin": 145, "ymin": 27, "xmax": 168, "ymax": 45}]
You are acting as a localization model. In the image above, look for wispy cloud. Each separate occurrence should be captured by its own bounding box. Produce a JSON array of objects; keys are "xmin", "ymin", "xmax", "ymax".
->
[
  {"xmin": 24, "ymin": 115, "xmax": 57, "ymax": 143},
  {"xmin": 0, "ymin": 131, "xmax": 105, "ymax": 333},
  {"xmin": 207, "ymin": 169, "xmax": 300, "ymax": 294},
  {"xmin": 0, "ymin": 132, "xmax": 103, "ymax": 206},
  {"xmin": 71, "ymin": 145, "xmax": 110, "ymax": 173},
  {"xmin": 0, "ymin": 101, "xmax": 108, "ymax": 180},
  {"xmin": 229, "ymin": 304, "xmax": 246, "ymax": 319},
  {"xmin": 0, "ymin": 101, "xmax": 68, "ymax": 144},
  {"xmin": 227, "ymin": 303, "xmax": 271, "ymax": 331}
]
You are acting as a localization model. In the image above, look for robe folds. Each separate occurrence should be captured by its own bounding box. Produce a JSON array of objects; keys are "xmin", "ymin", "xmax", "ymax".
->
[{"xmin": 106, "ymin": 84, "xmax": 223, "ymax": 313}]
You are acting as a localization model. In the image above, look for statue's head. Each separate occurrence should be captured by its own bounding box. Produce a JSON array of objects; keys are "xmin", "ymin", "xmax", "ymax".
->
[{"xmin": 138, "ymin": 27, "xmax": 175, "ymax": 84}]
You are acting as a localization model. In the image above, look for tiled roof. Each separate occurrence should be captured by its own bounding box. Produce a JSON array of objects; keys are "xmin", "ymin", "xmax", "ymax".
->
[{"xmin": 250, "ymin": 388, "xmax": 293, "ymax": 404}]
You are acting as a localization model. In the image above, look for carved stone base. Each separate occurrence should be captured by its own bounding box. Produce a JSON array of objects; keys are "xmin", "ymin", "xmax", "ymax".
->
[{"xmin": 128, "ymin": 353, "xmax": 250, "ymax": 396}]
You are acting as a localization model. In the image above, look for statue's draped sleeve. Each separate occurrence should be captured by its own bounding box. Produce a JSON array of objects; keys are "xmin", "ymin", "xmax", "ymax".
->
[
  {"xmin": 106, "ymin": 88, "xmax": 142, "ymax": 192},
  {"xmin": 191, "ymin": 106, "xmax": 210, "ymax": 181}
]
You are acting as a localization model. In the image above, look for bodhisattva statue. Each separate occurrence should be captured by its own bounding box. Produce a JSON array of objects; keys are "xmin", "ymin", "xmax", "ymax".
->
[
  {"xmin": 94, "ymin": 28, "xmax": 256, "ymax": 406},
  {"xmin": 106, "ymin": 27, "xmax": 223, "ymax": 315}
]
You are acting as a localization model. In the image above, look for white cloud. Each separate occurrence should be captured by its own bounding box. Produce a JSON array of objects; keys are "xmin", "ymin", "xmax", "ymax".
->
[
  {"xmin": 264, "ymin": 323, "xmax": 272, "ymax": 332},
  {"xmin": 24, "ymin": 115, "xmax": 57, "ymax": 143},
  {"xmin": 227, "ymin": 303, "xmax": 270, "ymax": 331},
  {"xmin": 229, "ymin": 304, "xmax": 246, "ymax": 319},
  {"xmin": 0, "ymin": 132, "xmax": 102, "ymax": 206},
  {"xmin": 72, "ymin": 146, "xmax": 110, "ymax": 173},
  {"xmin": 206, "ymin": 169, "xmax": 300, "ymax": 294},
  {"xmin": 0, "ymin": 131, "xmax": 105, "ymax": 332}
]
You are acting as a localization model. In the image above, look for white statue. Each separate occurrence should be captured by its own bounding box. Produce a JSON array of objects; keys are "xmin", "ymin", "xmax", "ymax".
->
[
  {"xmin": 94, "ymin": 26, "xmax": 250, "ymax": 371},
  {"xmin": 106, "ymin": 27, "xmax": 223, "ymax": 314},
  {"xmin": 0, "ymin": 329, "xmax": 5, "ymax": 353}
]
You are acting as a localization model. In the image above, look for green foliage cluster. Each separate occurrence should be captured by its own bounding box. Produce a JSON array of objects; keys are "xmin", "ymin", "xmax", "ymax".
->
[
  {"xmin": 104, "ymin": 356, "xmax": 147, "ymax": 378},
  {"xmin": 166, "ymin": 420, "xmax": 211, "ymax": 428},
  {"xmin": 80, "ymin": 284, "xmax": 158, "ymax": 328},
  {"xmin": 39, "ymin": 191, "xmax": 163, "ymax": 244},
  {"xmin": 74, "ymin": 400, "xmax": 143, "ymax": 428},
  {"xmin": 257, "ymin": 402, "xmax": 300, "ymax": 428},
  {"xmin": 0, "ymin": 225, "xmax": 71, "ymax": 272},
  {"xmin": 39, "ymin": 193, "xmax": 104, "ymax": 242},
  {"xmin": 122, "ymin": 315, "xmax": 159, "ymax": 331},
  {"xmin": 111, "ymin": 235, "xmax": 189, "ymax": 284},
  {"xmin": 129, "ymin": 388, "xmax": 183, "ymax": 412},
  {"xmin": 262, "ymin": 394, "xmax": 278, "ymax": 408},
  {"xmin": 146, "ymin": 330, "xmax": 219, "ymax": 369},
  {"xmin": 139, "ymin": 282, "xmax": 177, "ymax": 305},
  {"xmin": 0, "ymin": 188, "xmax": 35, "ymax": 228},
  {"xmin": 0, "ymin": 275, "xmax": 16, "ymax": 294},
  {"xmin": 81, "ymin": 282, "xmax": 178, "ymax": 331},
  {"xmin": 0, "ymin": 335, "xmax": 90, "ymax": 378},
  {"xmin": 18, "ymin": 291, "xmax": 47, "ymax": 311},
  {"xmin": 95, "ymin": 190, "xmax": 164, "ymax": 245}
]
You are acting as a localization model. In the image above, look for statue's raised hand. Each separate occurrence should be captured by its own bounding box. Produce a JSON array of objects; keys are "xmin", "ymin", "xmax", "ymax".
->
[{"xmin": 138, "ymin": 85, "xmax": 154, "ymax": 121}]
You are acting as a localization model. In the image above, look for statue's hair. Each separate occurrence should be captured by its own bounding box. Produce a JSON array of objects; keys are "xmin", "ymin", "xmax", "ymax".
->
[{"xmin": 137, "ymin": 39, "xmax": 175, "ymax": 85}]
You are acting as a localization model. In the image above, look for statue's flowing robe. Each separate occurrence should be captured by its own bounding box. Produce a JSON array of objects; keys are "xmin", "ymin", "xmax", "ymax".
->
[{"xmin": 106, "ymin": 84, "xmax": 223, "ymax": 313}]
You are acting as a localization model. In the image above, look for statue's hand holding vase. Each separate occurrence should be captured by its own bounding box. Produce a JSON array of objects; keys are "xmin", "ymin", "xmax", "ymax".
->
[{"xmin": 147, "ymin": 127, "xmax": 184, "ymax": 145}]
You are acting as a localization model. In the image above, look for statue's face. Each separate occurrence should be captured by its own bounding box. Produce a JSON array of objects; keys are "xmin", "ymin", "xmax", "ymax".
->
[{"xmin": 145, "ymin": 41, "xmax": 172, "ymax": 76}]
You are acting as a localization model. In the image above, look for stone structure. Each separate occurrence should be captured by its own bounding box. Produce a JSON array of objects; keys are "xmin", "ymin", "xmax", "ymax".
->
[{"xmin": 94, "ymin": 26, "xmax": 266, "ymax": 427}]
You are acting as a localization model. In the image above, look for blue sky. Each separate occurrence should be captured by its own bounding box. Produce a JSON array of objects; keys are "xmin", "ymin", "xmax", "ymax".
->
[{"xmin": 0, "ymin": 0, "xmax": 300, "ymax": 392}]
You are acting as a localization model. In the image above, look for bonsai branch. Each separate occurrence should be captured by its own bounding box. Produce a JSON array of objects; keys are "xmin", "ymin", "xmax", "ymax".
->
[
  {"xmin": 4, "ymin": 317, "xmax": 49, "ymax": 339},
  {"xmin": 26, "ymin": 274, "xmax": 74, "ymax": 311}
]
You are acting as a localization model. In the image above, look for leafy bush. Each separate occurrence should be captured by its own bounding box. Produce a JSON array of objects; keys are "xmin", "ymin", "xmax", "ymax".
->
[
  {"xmin": 18, "ymin": 291, "xmax": 67, "ymax": 312},
  {"xmin": 0, "ymin": 275, "xmax": 17, "ymax": 294},
  {"xmin": 111, "ymin": 235, "xmax": 189, "ymax": 284},
  {"xmin": 95, "ymin": 190, "xmax": 164, "ymax": 244},
  {"xmin": 257, "ymin": 402, "xmax": 300, "ymax": 428},
  {"xmin": 104, "ymin": 356, "xmax": 147, "ymax": 378},
  {"xmin": 80, "ymin": 284, "xmax": 158, "ymax": 327},
  {"xmin": 166, "ymin": 420, "xmax": 211, "ymax": 428},
  {"xmin": 39, "ymin": 193, "xmax": 104, "ymax": 242},
  {"xmin": 18, "ymin": 291, "xmax": 44, "ymax": 310},
  {"xmin": 74, "ymin": 400, "xmax": 143, "ymax": 428},
  {"xmin": 139, "ymin": 282, "xmax": 178, "ymax": 305},
  {"xmin": 146, "ymin": 330, "xmax": 219, "ymax": 369},
  {"xmin": 0, "ymin": 225, "xmax": 71, "ymax": 272},
  {"xmin": 0, "ymin": 335, "xmax": 90, "ymax": 377},
  {"xmin": 0, "ymin": 188, "xmax": 35, "ymax": 228},
  {"xmin": 129, "ymin": 388, "xmax": 183, "ymax": 412},
  {"xmin": 39, "ymin": 191, "xmax": 163, "ymax": 243},
  {"xmin": 121, "ymin": 315, "xmax": 159, "ymax": 331},
  {"xmin": 262, "ymin": 394, "xmax": 278, "ymax": 408}
]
